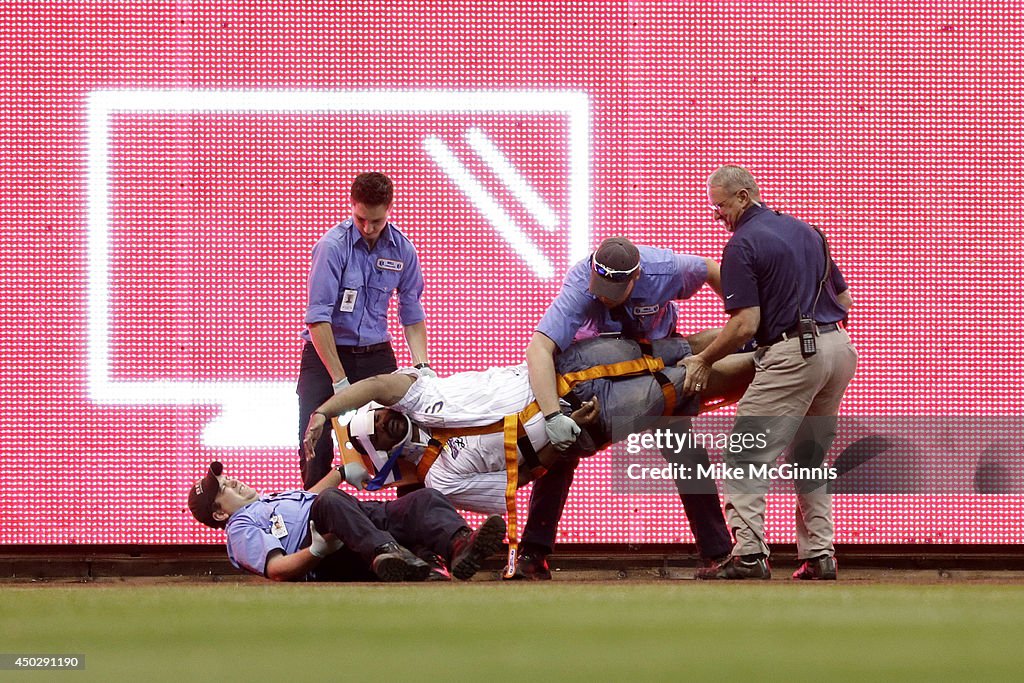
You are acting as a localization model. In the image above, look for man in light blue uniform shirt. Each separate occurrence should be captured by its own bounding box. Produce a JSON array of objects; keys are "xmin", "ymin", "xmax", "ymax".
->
[
  {"xmin": 517, "ymin": 237, "xmax": 730, "ymax": 579},
  {"xmin": 298, "ymin": 172, "xmax": 433, "ymax": 489},
  {"xmin": 187, "ymin": 462, "xmax": 505, "ymax": 582},
  {"xmin": 535, "ymin": 242, "xmax": 712, "ymax": 347}
]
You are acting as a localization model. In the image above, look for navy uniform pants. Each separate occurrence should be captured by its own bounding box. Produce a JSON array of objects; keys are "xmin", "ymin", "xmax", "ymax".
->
[
  {"xmin": 520, "ymin": 444, "xmax": 731, "ymax": 560},
  {"xmin": 520, "ymin": 337, "xmax": 732, "ymax": 560},
  {"xmin": 306, "ymin": 488, "xmax": 470, "ymax": 581}
]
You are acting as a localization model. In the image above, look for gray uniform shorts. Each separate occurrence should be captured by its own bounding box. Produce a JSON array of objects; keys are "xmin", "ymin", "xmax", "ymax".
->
[{"xmin": 554, "ymin": 336, "xmax": 699, "ymax": 452}]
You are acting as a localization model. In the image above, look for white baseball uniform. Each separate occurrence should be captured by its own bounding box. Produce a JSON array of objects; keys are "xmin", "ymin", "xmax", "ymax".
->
[
  {"xmin": 391, "ymin": 365, "xmax": 547, "ymax": 514},
  {"xmin": 386, "ymin": 337, "xmax": 695, "ymax": 514}
]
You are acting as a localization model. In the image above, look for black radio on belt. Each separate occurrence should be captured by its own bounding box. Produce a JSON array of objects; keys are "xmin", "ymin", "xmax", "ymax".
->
[{"xmin": 798, "ymin": 316, "xmax": 817, "ymax": 358}]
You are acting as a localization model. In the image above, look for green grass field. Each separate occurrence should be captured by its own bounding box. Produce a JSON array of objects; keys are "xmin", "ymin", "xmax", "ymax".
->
[{"xmin": 3, "ymin": 581, "xmax": 1024, "ymax": 681}]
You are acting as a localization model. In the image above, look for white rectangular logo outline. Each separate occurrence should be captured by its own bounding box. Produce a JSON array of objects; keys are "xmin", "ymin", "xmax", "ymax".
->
[{"xmin": 85, "ymin": 89, "xmax": 590, "ymax": 445}]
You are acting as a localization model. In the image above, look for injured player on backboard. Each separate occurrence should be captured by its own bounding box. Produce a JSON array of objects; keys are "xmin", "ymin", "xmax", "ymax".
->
[{"xmin": 302, "ymin": 334, "xmax": 754, "ymax": 515}]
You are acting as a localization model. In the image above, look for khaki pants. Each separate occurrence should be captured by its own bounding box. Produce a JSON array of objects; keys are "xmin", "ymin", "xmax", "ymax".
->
[{"xmin": 723, "ymin": 329, "xmax": 858, "ymax": 558}]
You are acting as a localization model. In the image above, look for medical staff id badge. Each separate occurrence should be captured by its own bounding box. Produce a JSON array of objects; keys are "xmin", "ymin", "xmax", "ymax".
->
[
  {"xmin": 269, "ymin": 514, "xmax": 288, "ymax": 539},
  {"xmin": 339, "ymin": 289, "xmax": 358, "ymax": 313}
]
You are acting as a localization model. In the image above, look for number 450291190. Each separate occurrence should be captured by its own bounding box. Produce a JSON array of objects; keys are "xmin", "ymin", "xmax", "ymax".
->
[{"xmin": 12, "ymin": 656, "xmax": 82, "ymax": 669}]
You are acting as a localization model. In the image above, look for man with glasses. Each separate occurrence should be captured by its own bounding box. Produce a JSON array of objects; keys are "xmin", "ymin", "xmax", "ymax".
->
[
  {"xmin": 519, "ymin": 237, "xmax": 729, "ymax": 579},
  {"xmin": 684, "ymin": 165, "xmax": 856, "ymax": 580}
]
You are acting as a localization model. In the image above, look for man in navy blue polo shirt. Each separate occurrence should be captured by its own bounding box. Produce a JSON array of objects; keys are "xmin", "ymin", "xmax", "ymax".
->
[
  {"xmin": 297, "ymin": 172, "xmax": 433, "ymax": 489},
  {"xmin": 685, "ymin": 165, "xmax": 857, "ymax": 581},
  {"xmin": 517, "ymin": 237, "xmax": 732, "ymax": 579}
]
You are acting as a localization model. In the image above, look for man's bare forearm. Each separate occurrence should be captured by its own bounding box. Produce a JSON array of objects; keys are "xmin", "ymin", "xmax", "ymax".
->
[
  {"xmin": 403, "ymin": 321, "xmax": 430, "ymax": 366},
  {"xmin": 309, "ymin": 322, "xmax": 345, "ymax": 382},
  {"xmin": 316, "ymin": 373, "xmax": 417, "ymax": 417},
  {"xmin": 696, "ymin": 307, "xmax": 759, "ymax": 366},
  {"xmin": 526, "ymin": 332, "xmax": 561, "ymax": 416},
  {"xmin": 265, "ymin": 549, "xmax": 321, "ymax": 582}
]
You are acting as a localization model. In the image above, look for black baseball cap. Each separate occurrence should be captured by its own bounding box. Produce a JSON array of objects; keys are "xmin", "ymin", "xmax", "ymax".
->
[
  {"xmin": 589, "ymin": 237, "xmax": 641, "ymax": 300},
  {"xmin": 187, "ymin": 461, "xmax": 225, "ymax": 529}
]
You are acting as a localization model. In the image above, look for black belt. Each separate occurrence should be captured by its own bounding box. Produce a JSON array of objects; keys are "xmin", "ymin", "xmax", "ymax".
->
[
  {"xmin": 337, "ymin": 341, "xmax": 392, "ymax": 354},
  {"xmin": 764, "ymin": 322, "xmax": 840, "ymax": 347}
]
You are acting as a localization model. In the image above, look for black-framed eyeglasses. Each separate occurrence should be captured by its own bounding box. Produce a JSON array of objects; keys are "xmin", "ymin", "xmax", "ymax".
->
[{"xmin": 591, "ymin": 253, "xmax": 640, "ymax": 281}]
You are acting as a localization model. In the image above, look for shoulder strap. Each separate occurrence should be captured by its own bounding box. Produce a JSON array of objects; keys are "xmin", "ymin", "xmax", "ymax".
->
[{"xmin": 808, "ymin": 224, "xmax": 832, "ymax": 320}]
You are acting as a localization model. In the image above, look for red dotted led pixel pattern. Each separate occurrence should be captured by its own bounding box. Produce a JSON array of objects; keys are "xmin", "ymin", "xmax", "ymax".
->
[{"xmin": 1, "ymin": 1, "xmax": 1021, "ymax": 545}]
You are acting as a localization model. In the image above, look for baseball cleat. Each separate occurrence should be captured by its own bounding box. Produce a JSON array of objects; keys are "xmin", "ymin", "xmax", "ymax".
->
[
  {"xmin": 504, "ymin": 549, "xmax": 553, "ymax": 581},
  {"xmin": 449, "ymin": 515, "xmax": 507, "ymax": 580},
  {"xmin": 417, "ymin": 550, "xmax": 453, "ymax": 582}
]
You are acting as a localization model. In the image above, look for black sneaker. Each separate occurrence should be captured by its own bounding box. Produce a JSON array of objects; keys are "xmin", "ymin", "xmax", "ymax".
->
[
  {"xmin": 696, "ymin": 554, "xmax": 771, "ymax": 580},
  {"xmin": 371, "ymin": 542, "xmax": 431, "ymax": 582},
  {"xmin": 792, "ymin": 555, "xmax": 837, "ymax": 580},
  {"xmin": 449, "ymin": 515, "xmax": 507, "ymax": 580},
  {"xmin": 504, "ymin": 549, "xmax": 553, "ymax": 581}
]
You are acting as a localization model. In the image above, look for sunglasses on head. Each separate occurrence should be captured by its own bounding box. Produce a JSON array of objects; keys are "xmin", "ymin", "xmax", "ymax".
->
[{"xmin": 592, "ymin": 253, "xmax": 640, "ymax": 281}]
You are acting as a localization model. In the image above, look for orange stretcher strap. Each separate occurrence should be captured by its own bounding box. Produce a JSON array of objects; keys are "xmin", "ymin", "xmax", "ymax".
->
[
  {"xmin": 513, "ymin": 355, "xmax": 669, "ymax": 426},
  {"xmin": 502, "ymin": 413, "xmax": 519, "ymax": 578},
  {"xmin": 415, "ymin": 353, "xmax": 671, "ymax": 481},
  {"xmin": 409, "ymin": 354, "xmax": 671, "ymax": 577},
  {"xmin": 651, "ymin": 370, "xmax": 678, "ymax": 417},
  {"xmin": 415, "ymin": 440, "xmax": 443, "ymax": 482},
  {"xmin": 554, "ymin": 355, "xmax": 666, "ymax": 395},
  {"xmin": 414, "ymin": 421, "xmax": 510, "ymax": 481},
  {"xmin": 517, "ymin": 401, "xmax": 543, "ymax": 425}
]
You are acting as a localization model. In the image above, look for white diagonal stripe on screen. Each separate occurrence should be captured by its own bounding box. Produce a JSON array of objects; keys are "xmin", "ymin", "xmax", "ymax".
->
[
  {"xmin": 423, "ymin": 135, "xmax": 554, "ymax": 278},
  {"xmin": 465, "ymin": 128, "xmax": 558, "ymax": 231}
]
